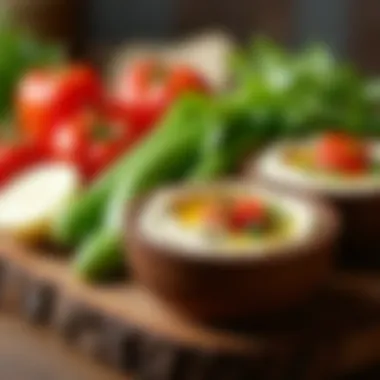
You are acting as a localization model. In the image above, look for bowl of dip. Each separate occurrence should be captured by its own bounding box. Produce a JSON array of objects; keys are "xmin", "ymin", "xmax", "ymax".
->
[
  {"xmin": 125, "ymin": 181, "xmax": 338, "ymax": 321},
  {"xmin": 254, "ymin": 132, "xmax": 380, "ymax": 267}
]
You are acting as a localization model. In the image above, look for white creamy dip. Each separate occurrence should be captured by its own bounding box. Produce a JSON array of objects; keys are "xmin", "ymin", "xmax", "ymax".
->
[
  {"xmin": 255, "ymin": 140, "xmax": 380, "ymax": 197},
  {"xmin": 138, "ymin": 185, "xmax": 319, "ymax": 258}
]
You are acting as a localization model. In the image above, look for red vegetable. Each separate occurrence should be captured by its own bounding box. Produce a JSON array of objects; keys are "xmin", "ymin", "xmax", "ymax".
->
[
  {"xmin": 16, "ymin": 64, "xmax": 103, "ymax": 145},
  {"xmin": 85, "ymin": 121, "xmax": 131, "ymax": 180},
  {"xmin": 48, "ymin": 111, "xmax": 89, "ymax": 173},
  {"xmin": 315, "ymin": 132, "xmax": 369, "ymax": 174},
  {"xmin": 0, "ymin": 142, "xmax": 41, "ymax": 185},
  {"xmin": 229, "ymin": 198, "xmax": 267, "ymax": 230},
  {"xmin": 114, "ymin": 59, "xmax": 209, "ymax": 132},
  {"xmin": 49, "ymin": 108, "xmax": 133, "ymax": 181}
]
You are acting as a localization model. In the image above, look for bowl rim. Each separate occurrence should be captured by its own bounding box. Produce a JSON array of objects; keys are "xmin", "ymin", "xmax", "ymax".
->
[
  {"xmin": 252, "ymin": 140, "xmax": 380, "ymax": 199},
  {"xmin": 125, "ymin": 180, "xmax": 340, "ymax": 266}
]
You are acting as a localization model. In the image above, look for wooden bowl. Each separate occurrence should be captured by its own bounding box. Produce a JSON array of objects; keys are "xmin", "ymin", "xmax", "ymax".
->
[
  {"xmin": 253, "ymin": 143, "xmax": 380, "ymax": 268},
  {"xmin": 125, "ymin": 183, "xmax": 339, "ymax": 322}
]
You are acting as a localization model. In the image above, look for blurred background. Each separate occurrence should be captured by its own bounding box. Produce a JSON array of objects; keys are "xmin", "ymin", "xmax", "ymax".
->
[
  {"xmin": 2, "ymin": 0, "xmax": 380, "ymax": 73},
  {"xmin": 1, "ymin": 1, "xmax": 380, "ymax": 378}
]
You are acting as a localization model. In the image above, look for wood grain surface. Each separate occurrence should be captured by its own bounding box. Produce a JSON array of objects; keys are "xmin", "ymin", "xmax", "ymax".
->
[
  {"xmin": 3, "ymin": 238, "xmax": 380, "ymax": 379},
  {"xmin": 0, "ymin": 314, "xmax": 125, "ymax": 380},
  {"xmin": 1, "ymin": 312, "xmax": 380, "ymax": 380}
]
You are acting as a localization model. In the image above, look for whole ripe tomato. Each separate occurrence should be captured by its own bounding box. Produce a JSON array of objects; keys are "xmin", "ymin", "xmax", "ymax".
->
[
  {"xmin": 16, "ymin": 64, "xmax": 103, "ymax": 146},
  {"xmin": 315, "ymin": 132, "xmax": 369, "ymax": 174},
  {"xmin": 49, "ymin": 106, "xmax": 133, "ymax": 181},
  {"xmin": 114, "ymin": 60, "xmax": 209, "ymax": 133}
]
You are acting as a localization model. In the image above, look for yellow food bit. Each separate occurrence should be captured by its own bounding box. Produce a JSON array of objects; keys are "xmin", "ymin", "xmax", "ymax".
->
[
  {"xmin": 175, "ymin": 200, "xmax": 208, "ymax": 227},
  {"xmin": 284, "ymin": 147, "xmax": 313, "ymax": 169}
]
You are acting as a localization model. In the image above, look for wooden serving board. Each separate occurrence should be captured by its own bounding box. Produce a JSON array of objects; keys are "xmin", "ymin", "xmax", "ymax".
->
[
  {"xmin": 0, "ymin": 315, "xmax": 125, "ymax": 380},
  {"xmin": 1, "ymin": 238, "xmax": 380, "ymax": 379}
]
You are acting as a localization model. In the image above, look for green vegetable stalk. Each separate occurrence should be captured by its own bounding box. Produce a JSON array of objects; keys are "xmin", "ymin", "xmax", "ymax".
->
[
  {"xmin": 53, "ymin": 94, "xmax": 211, "ymax": 246},
  {"xmin": 74, "ymin": 115, "xmax": 209, "ymax": 281},
  {"xmin": 189, "ymin": 104, "xmax": 263, "ymax": 180},
  {"xmin": 74, "ymin": 133, "xmax": 197, "ymax": 280}
]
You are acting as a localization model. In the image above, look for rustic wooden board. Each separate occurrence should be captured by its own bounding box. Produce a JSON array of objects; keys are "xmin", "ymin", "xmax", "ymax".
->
[
  {"xmin": 1, "ymin": 238, "xmax": 380, "ymax": 379},
  {"xmin": 0, "ymin": 314, "xmax": 125, "ymax": 380}
]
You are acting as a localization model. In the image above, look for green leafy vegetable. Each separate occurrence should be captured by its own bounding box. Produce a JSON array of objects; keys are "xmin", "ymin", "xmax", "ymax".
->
[{"xmin": 230, "ymin": 38, "xmax": 380, "ymax": 138}]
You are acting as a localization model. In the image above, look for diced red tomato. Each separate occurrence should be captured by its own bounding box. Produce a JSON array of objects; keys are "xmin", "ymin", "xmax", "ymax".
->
[
  {"xmin": 229, "ymin": 198, "xmax": 267, "ymax": 230},
  {"xmin": 314, "ymin": 132, "xmax": 369, "ymax": 174}
]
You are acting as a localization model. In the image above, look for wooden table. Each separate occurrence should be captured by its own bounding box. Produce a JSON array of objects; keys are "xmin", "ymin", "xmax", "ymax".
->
[{"xmin": 0, "ymin": 314, "xmax": 125, "ymax": 380}]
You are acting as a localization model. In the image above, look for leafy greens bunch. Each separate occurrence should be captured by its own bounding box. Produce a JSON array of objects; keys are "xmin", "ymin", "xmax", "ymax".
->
[{"xmin": 227, "ymin": 38, "xmax": 380, "ymax": 139}]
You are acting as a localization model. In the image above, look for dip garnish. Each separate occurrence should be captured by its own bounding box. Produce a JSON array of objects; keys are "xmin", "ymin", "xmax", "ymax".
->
[
  {"xmin": 284, "ymin": 132, "xmax": 376, "ymax": 178},
  {"xmin": 172, "ymin": 193, "xmax": 286, "ymax": 247},
  {"xmin": 314, "ymin": 132, "xmax": 369, "ymax": 175}
]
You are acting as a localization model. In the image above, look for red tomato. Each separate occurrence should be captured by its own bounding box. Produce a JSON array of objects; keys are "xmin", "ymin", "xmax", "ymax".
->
[
  {"xmin": 85, "ymin": 119, "xmax": 133, "ymax": 180},
  {"xmin": 85, "ymin": 140, "xmax": 124, "ymax": 180},
  {"xmin": 49, "ymin": 108, "xmax": 132, "ymax": 181},
  {"xmin": 115, "ymin": 60, "xmax": 209, "ymax": 133},
  {"xmin": 48, "ymin": 111, "xmax": 90, "ymax": 172},
  {"xmin": 168, "ymin": 65, "xmax": 209, "ymax": 95},
  {"xmin": 16, "ymin": 64, "xmax": 103, "ymax": 145},
  {"xmin": 315, "ymin": 132, "xmax": 369, "ymax": 173},
  {"xmin": 0, "ymin": 142, "xmax": 41, "ymax": 185},
  {"xmin": 229, "ymin": 198, "xmax": 267, "ymax": 230}
]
